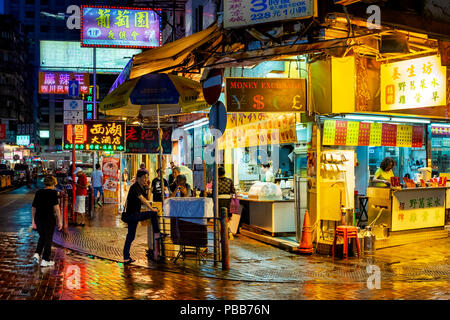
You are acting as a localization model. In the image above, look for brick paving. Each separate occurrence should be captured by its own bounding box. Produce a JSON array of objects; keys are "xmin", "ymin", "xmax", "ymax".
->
[{"xmin": 0, "ymin": 185, "xmax": 449, "ymax": 300}]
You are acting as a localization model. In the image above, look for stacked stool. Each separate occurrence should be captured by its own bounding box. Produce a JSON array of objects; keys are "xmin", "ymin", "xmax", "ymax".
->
[{"xmin": 332, "ymin": 225, "xmax": 361, "ymax": 258}]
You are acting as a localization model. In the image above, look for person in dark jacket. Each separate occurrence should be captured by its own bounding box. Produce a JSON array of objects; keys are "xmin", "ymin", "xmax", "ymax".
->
[
  {"xmin": 123, "ymin": 170, "xmax": 163, "ymax": 263},
  {"xmin": 31, "ymin": 175, "xmax": 62, "ymax": 267}
]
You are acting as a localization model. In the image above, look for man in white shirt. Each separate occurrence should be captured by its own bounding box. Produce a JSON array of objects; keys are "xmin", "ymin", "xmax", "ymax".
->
[{"xmin": 91, "ymin": 163, "xmax": 103, "ymax": 207}]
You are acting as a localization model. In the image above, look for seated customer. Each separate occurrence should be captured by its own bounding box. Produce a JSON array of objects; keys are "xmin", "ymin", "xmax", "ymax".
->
[{"xmin": 169, "ymin": 174, "xmax": 192, "ymax": 197}]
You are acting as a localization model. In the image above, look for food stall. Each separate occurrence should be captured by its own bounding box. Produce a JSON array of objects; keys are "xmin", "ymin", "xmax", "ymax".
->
[{"xmin": 220, "ymin": 76, "xmax": 305, "ymax": 236}]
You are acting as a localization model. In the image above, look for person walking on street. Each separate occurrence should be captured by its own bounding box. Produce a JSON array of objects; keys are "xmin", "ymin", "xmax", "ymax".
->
[
  {"xmin": 31, "ymin": 175, "xmax": 62, "ymax": 267},
  {"xmin": 74, "ymin": 167, "xmax": 88, "ymax": 226},
  {"xmin": 91, "ymin": 163, "xmax": 103, "ymax": 207},
  {"xmin": 123, "ymin": 170, "xmax": 163, "ymax": 263},
  {"xmin": 151, "ymin": 168, "xmax": 168, "ymax": 203}
]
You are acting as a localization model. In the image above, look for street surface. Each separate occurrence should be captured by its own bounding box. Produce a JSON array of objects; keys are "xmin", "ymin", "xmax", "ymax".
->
[{"xmin": 0, "ymin": 183, "xmax": 448, "ymax": 301}]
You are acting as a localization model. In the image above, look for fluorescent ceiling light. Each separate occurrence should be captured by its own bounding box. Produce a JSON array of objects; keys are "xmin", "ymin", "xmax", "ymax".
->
[
  {"xmin": 390, "ymin": 117, "xmax": 430, "ymax": 124},
  {"xmin": 431, "ymin": 123, "xmax": 450, "ymax": 127},
  {"xmin": 181, "ymin": 119, "xmax": 209, "ymax": 131},
  {"xmin": 344, "ymin": 115, "xmax": 390, "ymax": 122}
]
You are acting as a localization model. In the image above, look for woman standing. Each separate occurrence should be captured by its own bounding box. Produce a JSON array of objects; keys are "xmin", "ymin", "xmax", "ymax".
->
[
  {"xmin": 31, "ymin": 175, "xmax": 62, "ymax": 267},
  {"xmin": 372, "ymin": 157, "xmax": 395, "ymax": 187}
]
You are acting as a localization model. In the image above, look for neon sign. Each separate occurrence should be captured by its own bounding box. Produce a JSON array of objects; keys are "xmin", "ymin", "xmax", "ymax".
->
[
  {"xmin": 81, "ymin": 6, "xmax": 161, "ymax": 48},
  {"xmin": 63, "ymin": 121, "xmax": 125, "ymax": 151}
]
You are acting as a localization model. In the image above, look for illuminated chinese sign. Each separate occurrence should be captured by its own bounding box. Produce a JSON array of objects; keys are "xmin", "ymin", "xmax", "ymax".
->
[
  {"xmin": 381, "ymin": 55, "xmax": 447, "ymax": 111},
  {"xmin": 322, "ymin": 120, "xmax": 423, "ymax": 148},
  {"xmin": 16, "ymin": 135, "xmax": 30, "ymax": 146},
  {"xmin": 63, "ymin": 121, "xmax": 125, "ymax": 151},
  {"xmin": 125, "ymin": 126, "xmax": 172, "ymax": 154},
  {"xmin": 38, "ymin": 72, "xmax": 89, "ymax": 95},
  {"xmin": 81, "ymin": 6, "xmax": 161, "ymax": 48},
  {"xmin": 225, "ymin": 78, "xmax": 306, "ymax": 112},
  {"xmin": 82, "ymin": 85, "xmax": 98, "ymax": 121},
  {"xmin": 224, "ymin": 0, "xmax": 317, "ymax": 29}
]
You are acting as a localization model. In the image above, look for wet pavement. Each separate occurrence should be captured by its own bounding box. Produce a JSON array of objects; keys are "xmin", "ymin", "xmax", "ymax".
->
[{"xmin": 0, "ymin": 183, "xmax": 449, "ymax": 300}]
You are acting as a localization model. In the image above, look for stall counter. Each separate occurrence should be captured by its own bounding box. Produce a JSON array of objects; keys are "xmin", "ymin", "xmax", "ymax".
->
[
  {"xmin": 238, "ymin": 197, "xmax": 295, "ymax": 236},
  {"xmin": 367, "ymin": 187, "xmax": 446, "ymax": 233}
]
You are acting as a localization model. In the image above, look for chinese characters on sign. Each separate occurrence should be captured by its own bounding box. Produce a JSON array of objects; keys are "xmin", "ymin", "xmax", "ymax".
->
[
  {"xmin": 125, "ymin": 126, "xmax": 172, "ymax": 154},
  {"xmin": 393, "ymin": 189, "xmax": 445, "ymax": 231},
  {"xmin": 82, "ymin": 85, "xmax": 98, "ymax": 121},
  {"xmin": 219, "ymin": 113, "xmax": 297, "ymax": 149},
  {"xmin": 322, "ymin": 120, "xmax": 423, "ymax": 148},
  {"xmin": 38, "ymin": 72, "xmax": 89, "ymax": 95},
  {"xmin": 224, "ymin": 0, "xmax": 317, "ymax": 29},
  {"xmin": 381, "ymin": 55, "xmax": 447, "ymax": 111},
  {"xmin": 63, "ymin": 121, "xmax": 125, "ymax": 152},
  {"xmin": 81, "ymin": 6, "xmax": 161, "ymax": 48}
]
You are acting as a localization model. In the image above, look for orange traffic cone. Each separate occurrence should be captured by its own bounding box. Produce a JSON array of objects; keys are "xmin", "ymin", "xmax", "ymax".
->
[{"xmin": 298, "ymin": 210, "xmax": 313, "ymax": 254}]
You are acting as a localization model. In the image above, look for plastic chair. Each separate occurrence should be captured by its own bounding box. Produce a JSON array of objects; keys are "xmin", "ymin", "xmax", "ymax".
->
[{"xmin": 332, "ymin": 225, "xmax": 360, "ymax": 259}]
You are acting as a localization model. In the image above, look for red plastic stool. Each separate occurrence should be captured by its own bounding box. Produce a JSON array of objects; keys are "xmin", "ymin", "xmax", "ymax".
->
[{"xmin": 332, "ymin": 226, "xmax": 360, "ymax": 259}]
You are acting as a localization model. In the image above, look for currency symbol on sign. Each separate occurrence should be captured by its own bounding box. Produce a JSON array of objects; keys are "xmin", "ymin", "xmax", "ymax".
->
[{"xmin": 253, "ymin": 95, "xmax": 264, "ymax": 110}]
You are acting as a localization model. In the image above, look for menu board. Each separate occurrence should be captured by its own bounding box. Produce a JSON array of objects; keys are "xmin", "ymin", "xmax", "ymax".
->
[{"xmin": 322, "ymin": 120, "xmax": 423, "ymax": 148}]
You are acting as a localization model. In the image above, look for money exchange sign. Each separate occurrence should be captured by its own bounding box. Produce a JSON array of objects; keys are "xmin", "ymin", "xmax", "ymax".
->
[
  {"xmin": 63, "ymin": 121, "xmax": 125, "ymax": 151},
  {"xmin": 81, "ymin": 6, "xmax": 161, "ymax": 48},
  {"xmin": 225, "ymin": 78, "xmax": 306, "ymax": 112}
]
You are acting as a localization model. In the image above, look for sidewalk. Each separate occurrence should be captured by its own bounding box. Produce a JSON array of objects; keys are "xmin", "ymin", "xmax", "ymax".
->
[{"xmin": 52, "ymin": 204, "xmax": 450, "ymax": 284}]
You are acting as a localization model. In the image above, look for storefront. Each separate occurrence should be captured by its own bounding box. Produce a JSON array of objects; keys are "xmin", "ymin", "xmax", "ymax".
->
[{"xmin": 307, "ymin": 53, "xmax": 449, "ymax": 252}]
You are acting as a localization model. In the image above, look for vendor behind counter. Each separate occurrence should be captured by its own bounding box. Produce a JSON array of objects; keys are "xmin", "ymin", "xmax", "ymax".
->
[{"xmin": 372, "ymin": 157, "xmax": 395, "ymax": 187}]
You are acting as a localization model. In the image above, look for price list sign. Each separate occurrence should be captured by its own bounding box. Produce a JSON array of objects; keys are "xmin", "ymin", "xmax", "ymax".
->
[
  {"xmin": 369, "ymin": 122, "xmax": 382, "ymax": 146},
  {"xmin": 322, "ymin": 120, "xmax": 336, "ymax": 145},
  {"xmin": 412, "ymin": 126, "xmax": 424, "ymax": 147},
  {"xmin": 396, "ymin": 125, "xmax": 413, "ymax": 147},
  {"xmin": 322, "ymin": 120, "xmax": 423, "ymax": 148},
  {"xmin": 381, "ymin": 123, "xmax": 397, "ymax": 146},
  {"xmin": 334, "ymin": 121, "xmax": 348, "ymax": 145},
  {"xmin": 346, "ymin": 121, "xmax": 359, "ymax": 146},
  {"xmin": 358, "ymin": 122, "xmax": 371, "ymax": 146}
]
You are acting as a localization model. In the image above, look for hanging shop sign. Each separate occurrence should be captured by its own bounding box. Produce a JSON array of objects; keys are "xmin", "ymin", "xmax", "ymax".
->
[
  {"xmin": 102, "ymin": 157, "xmax": 120, "ymax": 204},
  {"xmin": 63, "ymin": 121, "xmax": 125, "ymax": 151},
  {"xmin": 17, "ymin": 123, "xmax": 35, "ymax": 135},
  {"xmin": 16, "ymin": 135, "xmax": 30, "ymax": 146},
  {"xmin": 392, "ymin": 188, "xmax": 445, "ymax": 231},
  {"xmin": 125, "ymin": 126, "xmax": 172, "ymax": 154},
  {"xmin": 0, "ymin": 124, "xmax": 6, "ymax": 140},
  {"xmin": 322, "ymin": 120, "xmax": 423, "ymax": 148},
  {"xmin": 82, "ymin": 85, "xmax": 99, "ymax": 121},
  {"xmin": 219, "ymin": 113, "xmax": 297, "ymax": 149},
  {"xmin": 223, "ymin": 0, "xmax": 317, "ymax": 29},
  {"xmin": 38, "ymin": 72, "xmax": 89, "ymax": 95},
  {"xmin": 380, "ymin": 55, "xmax": 447, "ymax": 111},
  {"xmin": 225, "ymin": 77, "xmax": 306, "ymax": 112},
  {"xmin": 81, "ymin": 6, "xmax": 161, "ymax": 48}
]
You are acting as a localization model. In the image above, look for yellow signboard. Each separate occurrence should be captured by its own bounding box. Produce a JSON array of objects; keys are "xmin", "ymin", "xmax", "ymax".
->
[
  {"xmin": 391, "ymin": 189, "xmax": 446, "ymax": 231},
  {"xmin": 381, "ymin": 55, "xmax": 446, "ymax": 111}
]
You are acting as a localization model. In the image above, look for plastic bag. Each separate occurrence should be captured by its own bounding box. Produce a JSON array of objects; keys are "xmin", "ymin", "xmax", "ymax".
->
[{"xmin": 229, "ymin": 196, "xmax": 240, "ymax": 214}]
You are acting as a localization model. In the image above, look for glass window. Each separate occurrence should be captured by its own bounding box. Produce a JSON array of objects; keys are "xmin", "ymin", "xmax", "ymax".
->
[
  {"xmin": 431, "ymin": 136, "xmax": 450, "ymax": 174},
  {"xmin": 26, "ymin": 11, "xmax": 34, "ymax": 19}
]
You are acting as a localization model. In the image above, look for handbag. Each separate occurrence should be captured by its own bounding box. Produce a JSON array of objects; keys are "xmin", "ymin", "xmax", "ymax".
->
[
  {"xmin": 229, "ymin": 194, "xmax": 240, "ymax": 214},
  {"xmin": 120, "ymin": 200, "xmax": 130, "ymax": 223}
]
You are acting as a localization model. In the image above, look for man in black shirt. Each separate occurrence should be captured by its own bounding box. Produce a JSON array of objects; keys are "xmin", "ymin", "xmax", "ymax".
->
[
  {"xmin": 151, "ymin": 168, "xmax": 168, "ymax": 202},
  {"xmin": 123, "ymin": 170, "xmax": 162, "ymax": 263}
]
